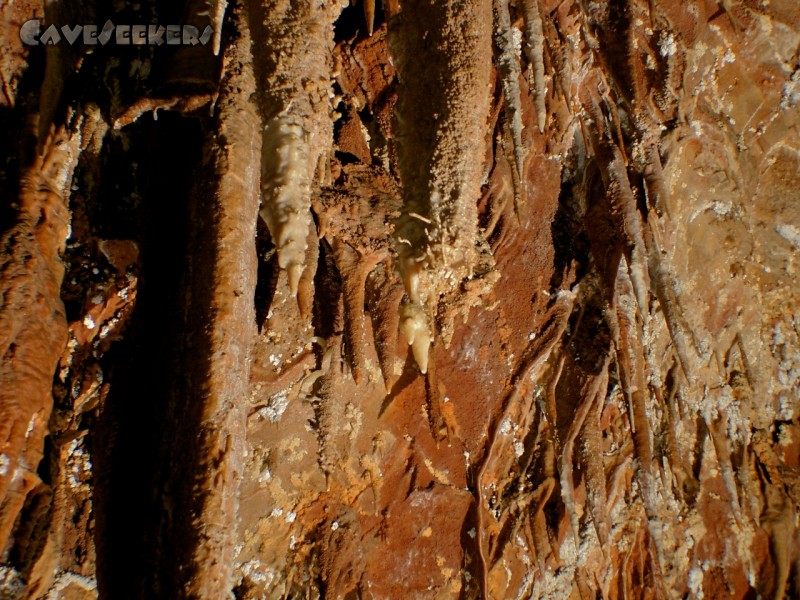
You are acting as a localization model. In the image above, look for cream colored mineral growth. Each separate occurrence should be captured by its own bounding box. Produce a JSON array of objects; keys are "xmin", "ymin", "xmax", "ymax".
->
[{"xmin": 0, "ymin": 0, "xmax": 799, "ymax": 598}]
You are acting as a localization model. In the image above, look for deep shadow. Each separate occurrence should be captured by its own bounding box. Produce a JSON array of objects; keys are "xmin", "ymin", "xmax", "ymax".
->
[
  {"xmin": 254, "ymin": 218, "xmax": 278, "ymax": 332},
  {"xmin": 549, "ymin": 169, "xmax": 590, "ymax": 292},
  {"xmin": 0, "ymin": 39, "xmax": 46, "ymax": 234},
  {"xmin": 93, "ymin": 111, "xmax": 202, "ymax": 598},
  {"xmin": 312, "ymin": 237, "xmax": 343, "ymax": 342}
]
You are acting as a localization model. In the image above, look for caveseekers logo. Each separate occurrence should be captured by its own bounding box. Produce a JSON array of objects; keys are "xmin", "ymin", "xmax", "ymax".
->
[{"xmin": 19, "ymin": 19, "xmax": 214, "ymax": 47}]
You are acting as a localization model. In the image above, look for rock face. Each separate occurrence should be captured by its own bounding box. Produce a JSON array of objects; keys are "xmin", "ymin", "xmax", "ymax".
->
[{"xmin": 1, "ymin": 0, "xmax": 799, "ymax": 598}]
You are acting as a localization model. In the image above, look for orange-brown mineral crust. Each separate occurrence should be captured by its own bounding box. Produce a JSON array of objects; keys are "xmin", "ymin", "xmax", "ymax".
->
[{"xmin": 1, "ymin": 0, "xmax": 799, "ymax": 598}]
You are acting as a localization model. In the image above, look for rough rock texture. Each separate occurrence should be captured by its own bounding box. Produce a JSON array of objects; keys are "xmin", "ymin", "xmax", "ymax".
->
[{"xmin": 1, "ymin": 0, "xmax": 799, "ymax": 598}]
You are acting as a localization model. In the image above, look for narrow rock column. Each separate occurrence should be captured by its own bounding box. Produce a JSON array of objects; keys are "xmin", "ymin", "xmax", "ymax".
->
[{"xmin": 150, "ymin": 7, "xmax": 261, "ymax": 595}]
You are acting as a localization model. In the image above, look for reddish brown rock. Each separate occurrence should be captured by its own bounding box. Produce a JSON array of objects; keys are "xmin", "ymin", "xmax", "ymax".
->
[{"xmin": 2, "ymin": 1, "xmax": 800, "ymax": 598}]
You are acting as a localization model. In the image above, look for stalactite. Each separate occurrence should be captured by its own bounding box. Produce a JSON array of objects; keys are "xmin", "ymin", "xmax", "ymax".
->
[
  {"xmin": 559, "ymin": 357, "xmax": 610, "ymax": 541},
  {"xmin": 579, "ymin": 86, "xmax": 651, "ymax": 318},
  {"xmin": 364, "ymin": 0, "xmax": 376, "ymax": 36},
  {"xmin": 248, "ymin": 0, "xmax": 342, "ymax": 296},
  {"xmin": 203, "ymin": 0, "xmax": 227, "ymax": 55},
  {"xmin": 331, "ymin": 240, "xmax": 382, "ymax": 384},
  {"xmin": 388, "ymin": 0, "xmax": 495, "ymax": 370},
  {"xmin": 367, "ymin": 264, "xmax": 405, "ymax": 390},
  {"xmin": 313, "ymin": 165, "xmax": 401, "ymax": 384},
  {"xmin": 522, "ymin": 0, "xmax": 547, "ymax": 133},
  {"xmin": 579, "ymin": 391, "xmax": 610, "ymax": 547},
  {"xmin": 494, "ymin": 0, "xmax": 526, "ymax": 183}
]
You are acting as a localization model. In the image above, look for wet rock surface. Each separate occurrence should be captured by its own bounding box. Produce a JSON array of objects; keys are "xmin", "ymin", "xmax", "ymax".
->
[{"xmin": 0, "ymin": 0, "xmax": 799, "ymax": 598}]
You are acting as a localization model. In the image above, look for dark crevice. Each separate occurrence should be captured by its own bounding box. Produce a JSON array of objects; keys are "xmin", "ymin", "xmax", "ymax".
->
[{"xmin": 93, "ymin": 111, "xmax": 203, "ymax": 598}]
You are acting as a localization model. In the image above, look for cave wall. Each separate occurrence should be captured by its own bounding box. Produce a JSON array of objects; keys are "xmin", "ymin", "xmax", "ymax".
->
[{"xmin": 0, "ymin": 0, "xmax": 799, "ymax": 598}]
